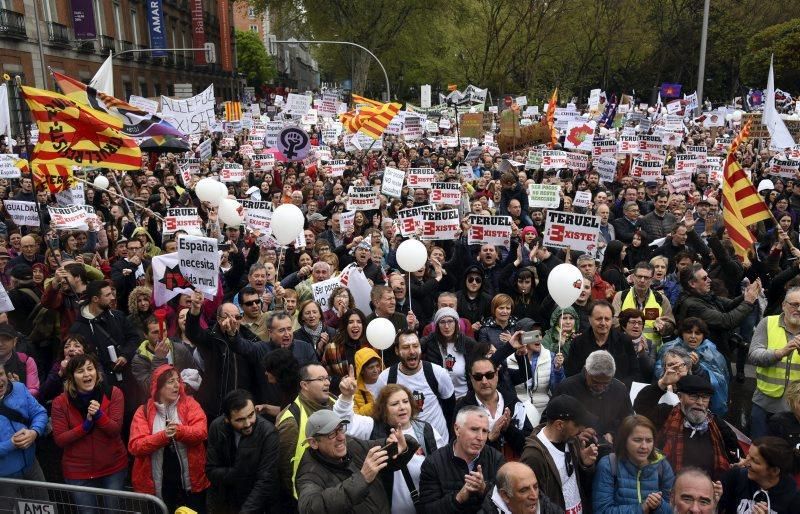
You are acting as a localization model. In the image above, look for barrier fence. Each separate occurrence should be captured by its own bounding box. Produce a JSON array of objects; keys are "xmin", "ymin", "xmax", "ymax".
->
[{"xmin": 0, "ymin": 477, "xmax": 168, "ymax": 514}]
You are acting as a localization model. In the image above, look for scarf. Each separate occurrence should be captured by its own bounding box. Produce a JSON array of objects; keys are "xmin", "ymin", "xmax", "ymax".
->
[
  {"xmin": 67, "ymin": 385, "xmax": 108, "ymax": 427},
  {"xmin": 151, "ymin": 401, "xmax": 190, "ymax": 497},
  {"xmin": 321, "ymin": 337, "xmax": 349, "ymax": 379},
  {"xmin": 660, "ymin": 406, "xmax": 729, "ymax": 478},
  {"xmin": 302, "ymin": 323, "xmax": 324, "ymax": 347}
]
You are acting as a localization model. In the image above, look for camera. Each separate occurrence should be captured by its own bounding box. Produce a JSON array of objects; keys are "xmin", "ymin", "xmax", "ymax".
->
[{"xmin": 521, "ymin": 330, "xmax": 542, "ymax": 345}]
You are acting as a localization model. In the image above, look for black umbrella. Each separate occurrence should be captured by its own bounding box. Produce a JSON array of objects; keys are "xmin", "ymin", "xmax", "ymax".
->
[{"xmin": 139, "ymin": 136, "xmax": 191, "ymax": 154}]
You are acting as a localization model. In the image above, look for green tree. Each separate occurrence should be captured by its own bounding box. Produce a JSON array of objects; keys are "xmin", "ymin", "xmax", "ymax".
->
[
  {"xmin": 236, "ymin": 30, "xmax": 276, "ymax": 88},
  {"xmin": 740, "ymin": 18, "xmax": 800, "ymax": 90}
]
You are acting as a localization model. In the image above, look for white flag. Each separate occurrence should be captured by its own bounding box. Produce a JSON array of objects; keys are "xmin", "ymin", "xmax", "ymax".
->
[
  {"xmin": 90, "ymin": 51, "xmax": 114, "ymax": 96},
  {"xmin": 764, "ymin": 55, "xmax": 795, "ymax": 150},
  {"xmin": 0, "ymin": 84, "xmax": 10, "ymax": 139}
]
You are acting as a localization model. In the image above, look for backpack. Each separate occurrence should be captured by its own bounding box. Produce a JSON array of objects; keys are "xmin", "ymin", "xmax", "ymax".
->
[
  {"xmin": 17, "ymin": 288, "xmax": 60, "ymax": 347},
  {"xmin": 387, "ymin": 361, "xmax": 442, "ymax": 400}
]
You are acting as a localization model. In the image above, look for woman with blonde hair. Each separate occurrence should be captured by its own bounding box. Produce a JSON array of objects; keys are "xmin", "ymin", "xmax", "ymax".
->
[{"xmin": 478, "ymin": 293, "xmax": 519, "ymax": 348}]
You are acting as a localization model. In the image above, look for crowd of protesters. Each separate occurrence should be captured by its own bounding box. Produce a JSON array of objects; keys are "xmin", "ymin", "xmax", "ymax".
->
[{"xmin": 1, "ymin": 95, "xmax": 800, "ymax": 514}]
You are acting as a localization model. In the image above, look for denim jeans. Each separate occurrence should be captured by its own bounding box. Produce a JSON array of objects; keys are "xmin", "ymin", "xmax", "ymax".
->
[
  {"xmin": 65, "ymin": 468, "xmax": 128, "ymax": 514},
  {"xmin": 750, "ymin": 403, "xmax": 773, "ymax": 440}
]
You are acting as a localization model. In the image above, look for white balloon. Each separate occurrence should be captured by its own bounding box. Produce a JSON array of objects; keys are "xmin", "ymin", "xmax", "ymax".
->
[
  {"xmin": 732, "ymin": 110, "xmax": 743, "ymax": 122},
  {"xmin": 196, "ymin": 178, "xmax": 220, "ymax": 203},
  {"xmin": 271, "ymin": 204, "xmax": 305, "ymax": 245},
  {"xmin": 218, "ymin": 198, "xmax": 243, "ymax": 227},
  {"xmin": 366, "ymin": 318, "xmax": 396, "ymax": 350},
  {"xmin": 396, "ymin": 239, "xmax": 428, "ymax": 272},
  {"xmin": 93, "ymin": 175, "xmax": 109, "ymax": 190},
  {"xmin": 725, "ymin": 113, "xmax": 734, "ymax": 122},
  {"xmin": 547, "ymin": 263, "xmax": 584, "ymax": 309},
  {"xmin": 647, "ymin": 107, "xmax": 655, "ymax": 114}
]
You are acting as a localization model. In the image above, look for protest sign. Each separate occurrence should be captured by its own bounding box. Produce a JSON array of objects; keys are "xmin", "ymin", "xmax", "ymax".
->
[
  {"xmin": 164, "ymin": 207, "xmax": 203, "ymax": 234},
  {"xmin": 128, "ymin": 95, "xmax": 158, "ymax": 115},
  {"xmin": 161, "ymin": 84, "xmax": 215, "ymax": 134},
  {"xmin": 0, "ymin": 154, "xmax": 20, "ymax": 179},
  {"xmin": 617, "ymin": 135, "xmax": 639, "ymax": 154},
  {"xmin": 594, "ymin": 157, "xmax": 618, "ymax": 183},
  {"xmin": 252, "ymin": 155, "xmax": 275, "ymax": 171},
  {"xmin": 686, "ymin": 145, "xmax": 708, "ymax": 162},
  {"xmin": 403, "ymin": 115, "xmax": 423, "ymax": 140},
  {"xmin": 528, "ymin": 184, "xmax": 561, "ymax": 208},
  {"xmin": 177, "ymin": 236, "xmax": 219, "ymax": 295},
  {"xmin": 346, "ymin": 186, "xmax": 380, "ymax": 210},
  {"xmin": 277, "ymin": 127, "xmax": 311, "ymax": 161},
  {"xmin": 312, "ymin": 276, "xmax": 341, "ymax": 311},
  {"xmin": 631, "ymin": 158, "xmax": 663, "ymax": 182},
  {"xmin": 468, "ymin": 215, "xmax": 512, "ymax": 247},
  {"xmin": 769, "ymin": 158, "xmax": 800, "ymax": 179},
  {"xmin": 564, "ymin": 120, "xmax": 596, "ymax": 151},
  {"xmin": 55, "ymin": 182, "xmax": 85, "ymax": 207},
  {"xmin": 675, "ymin": 154, "xmax": 699, "ymax": 174},
  {"xmin": 324, "ymin": 159, "xmax": 347, "ymax": 177},
  {"xmin": 566, "ymin": 152, "xmax": 589, "ymax": 171},
  {"xmin": 241, "ymin": 200, "xmax": 273, "ymax": 233},
  {"xmin": 459, "ymin": 163, "xmax": 477, "ymax": 181},
  {"xmin": 284, "ymin": 93, "xmax": 312, "ymax": 115},
  {"xmin": 4, "ymin": 200, "xmax": 39, "ymax": 227},
  {"xmin": 407, "ymin": 167, "xmax": 436, "ymax": 188},
  {"xmin": 460, "ymin": 113, "xmax": 484, "ymax": 138},
  {"xmin": 665, "ymin": 171, "xmax": 693, "ymax": 194},
  {"xmin": 264, "ymin": 121, "xmax": 283, "ymax": 148},
  {"xmin": 430, "ymin": 182, "xmax": 462, "ymax": 205},
  {"xmin": 465, "ymin": 146, "xmax": 483, "ymax": 162},
  {"xmin": 382, "ymin": 167, "xmax": 405, "ymax": 198},
  {"xmin": 197, "ymin": 139, "xmax": 213, "ymax": 160},
  {"xmin": 421, "ymin": 209, "xmax": 460, "ymax": 241},
  {"xmin": 573, "ymin": 190, "xmax": 592, "ymax": 209},
  {"xmin": 541, "ymin": 150, "xmax": 567, "ymax": 170},
  {"xmin": 319, "ymin": 93, "xmax": 338, "ymax": 116},
  {"xmin": 339, "ymin": 210, "xmax": 355, "ymax": 234},
  {"xmin": 592, "ymin": 139, "xmax": 617, "ymax": 158},
  {"xmin": 638, "ymin": 135, "xmax": 663, "ymax": 153},
  {"xmin": 220, "ymin": 163, "xmax": 246, "ymax": 182},
  {"xmin": 543, "ymin": 210, "xmax": 600, "ymax": 254},
  {"xmin": 49, "ymin": 205, "xmax": 89, "ymax": 230},
  {"xmin": 397, "ymin": 205, "xmax": 434, "ymax": 236},
  {"xmin": 525, "ymin": 150, "xmax": 542, "ymax": 170}
]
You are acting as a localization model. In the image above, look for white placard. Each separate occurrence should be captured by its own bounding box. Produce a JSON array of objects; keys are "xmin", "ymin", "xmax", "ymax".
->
[
  {"xmin": 312, "ymin": 276, "xmax": 342, "ymax": 311},
  {"xmin": 346, "ymin": 186, "xmax": 380, "ymax": 211},
  {"xmin": 0, "ymin": 154, "xmax": 20, "ymax": 178},
  {"xmin": 631, "ymin": 158, "xmax": 663, "ymax": 181},
  {"xmin": 220, "ymin": 163, "xmax": 246, "ymax": 182},
  {"xmin": 0, "ymin": 281, "xmax": 14, "ymax": 313},
  {"xmin": 407, "ymin": 167, "xmax": 436, "ymax": 189},
  {"xmin": 197, "ymin": 138, "xmax": 213, "ymax": 161},
  {"xmin": 573, "ymin": 190, "xmax": 592, "ymax": 208},
  {"xmin": 339, "ymin": 210, "xmax": 355, "ymax": 234},
  {"xmin": 541, "ymin": 150, "xmax": 568, "ymax": 170},
  {"xmin": 164, "ymin": 207, "xmax": 203, "ymax": 235},
  {"xmin": 129, "ymin": 95, "xmax": 159, "ymax": 115},
  {"xmin": 528, "ymin": 184, "xmax": 561, "ymax": 208},
  {"xmin": 382, "ymin": 167, "xmax": 405, "ymax": 198},
  {"xmin": 543, "ymin": 210, "xmax": 600, "ymax": 254},
  {"xmin": 594, "ymin": 157, "xmax": 618, "ymax": 183},
  {"xmin": 48, "ymin": 205, "xmax": 89, "ymax": 230},
  {"xmin": 468, "ymin": 215, "xmax": 512, "ymax": 247},
  {"xmin": 397, "ymin": 205, "xmax": 434, "ymax": 236},
  {"xmin": 324, "ymin": 159, "xmax": 347, "ymax": 178},
  {"xmin": 430, "ymin": 182, "xmax": 462, "ymax": 205},
  {"xmin": 420, "ymin": 209, "xmax": 460, "ymax": 241},
  {"xmin": 284, "ymin": 93, "xmax": 312, "ymax": 115},
  {"xmin": 177, "ymin": 236, "xmax": 219, "ymax": 295},
  {"xmin": 4, "ymin": 200, "xmax": 39, "ymax": 227},
  {"xmin": 160, "ymin": 84, "xmax": 215, "ymax": 134}
]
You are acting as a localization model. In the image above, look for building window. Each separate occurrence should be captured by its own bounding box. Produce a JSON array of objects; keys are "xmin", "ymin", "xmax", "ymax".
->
[
  {"xmin": 130, "ymin": 9, "xmax": 139, "ymax": 45},
  {"xmin": 153, "ymin": 83, "xmax": 161, "ymax": 97},
  {"xmin": 113, "ymin": 2, "xmax": 124, "ymax": 40},
  {"xmin": 93, "ymin": 0, "xmax": 105, "ymax": 36},
  {"xmin": 167, "ymin": 84, "xmax": 174, "ymax": 97},
  {"xmin": 123, "ymin": 81, "xmax": 132, "ymax": 101},
  {"xmin": 250, "ymin": 25, "xmax": 258, "ymax": 32},
  {"xmin": 140, "ymin": 82, "xmax": 148, "ymax": 97},
  {"xmin": 248, "ymin": 7, "xmax": 256, "ymax": 18},
  {"xmin": 42, "ymin": 0, "xmax": 57, "ymax": 22}
]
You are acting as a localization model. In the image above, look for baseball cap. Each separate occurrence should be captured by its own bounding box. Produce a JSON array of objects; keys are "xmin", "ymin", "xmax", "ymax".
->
[
  {"xmin": 0, "ymin": 324, "xmax": 17, "ymax": 339},
  {"xmin": 308, "ymin": 213, "xmax": 327, "ymax": 222},
  {"xmin": 305, "ymin": 410, "xmax": 349, "ymax": 438},
  {"xmin": 543, "ymin": 395, "xmax": 596, "ymax": 427}
]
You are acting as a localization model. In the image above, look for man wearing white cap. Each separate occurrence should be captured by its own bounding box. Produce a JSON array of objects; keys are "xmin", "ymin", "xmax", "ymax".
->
[{"xmin": 295, "ymin": 409, "xmax": 417, "ymax": 513}]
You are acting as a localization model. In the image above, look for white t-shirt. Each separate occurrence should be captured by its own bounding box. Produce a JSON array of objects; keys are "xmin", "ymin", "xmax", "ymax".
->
[
  {"xmin": 390, "ymin": 425, "xmax": 447, "ymax": 514},
  {"xmin": 376, "ymin": 364, "xmax": 455, "ymax": 440},
  {"xmin": 441, "ymin": 342, "xmax": 467, "ymax": 398},
  {"xmin": 536, "ymin": 431, "xmax": 582, "ymax": 514}
]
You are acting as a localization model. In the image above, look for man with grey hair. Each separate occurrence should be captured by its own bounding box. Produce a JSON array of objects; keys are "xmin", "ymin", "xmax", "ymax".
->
[
  {"xmin": 555, "ymin": 350, "xmax": 633, "ymax": 444},
  {"xmin": 669, "ymin": 467, "xmax": 720, "ymax": 514},
  {"xmin": 295, "ymin": 261, "xmax": 332, "ymax": 303},
  {"xmin": 576, "ymin": 253, "xmax": 614, "ymax": 301},
  {"xmin": 612, "ymin": 200, "xmax": 641, "ymax": 244},
  {"xmin": 418, "ymin": 405, "xmax": 505, "ymax": 513},
  {"xmin": 481, "ymin": 462, "xmax": 562, "ymax": 514}
]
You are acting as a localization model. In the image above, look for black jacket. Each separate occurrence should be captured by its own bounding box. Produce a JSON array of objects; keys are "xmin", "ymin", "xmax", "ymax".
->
[
  {"xmin": 206, "ymin": 414, "xmax": 280, "ymax": 514},
  {"xmin": 110, "ymin": 257, "xmax": 151, "ymax": 315},
  {"xmin": 454, "ymin": 386, "xmax": 533, "ymax": 457},
  {"xmin": 479, "ymin": 486, "xmax": 563, "ymax": 514},
  {"xmin": 719, "ymin": 468, "xmax": 800, "ymax": 514},
  {"xmin": 69, "ymin": 306, "xmax": 139, "ymax": 387},
  {"xmin": 554, "ymin": 371, "xmax": 633, "ymax": 439},
  {"xmin": 418, "ymin": 443, "xmax": 506, "ymax": 513},
  {"xmin": 564, "ymin": 328, "xmax": 640, "ymax": 386},
  {"xmin": 674, "ymin": 291, "xmax": 755, "ymax": 355}
]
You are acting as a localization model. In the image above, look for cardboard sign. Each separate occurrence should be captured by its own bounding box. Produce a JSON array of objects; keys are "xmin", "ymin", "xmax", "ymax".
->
[
  {"xmin": 592, "ymin": 139, "xmax": 617, "ymax": 158},
  {"xmin": 617, "ymin": 135, "xmax": 639, "ymax": 154},
  {"xmin": 566, "ymin": 152, "xmax": 589, "ymax": 171},
  {"xmin": 528, "ymin": 184, "xmax": 561, "ymax": 208},
  {"xmin": 164, "ymin": 207, "xmax": 202, "ymax": 234},
  {"xmin": 4, "ymin": 200, "xmax": 39, "ymax": 227},
  {"xmin": 252, "ymin": 155, "xmax": 275, "ymax": 171},
  {"xmin": 675, "ymin": 154, "xmax": 699, "ymax": 174},
  {"xmin": 638, "ymin": 135, "xmax": 663, "ymax": 153},
  {"xmin": 468, "ymin": 215, "xmax": 512, "ymax": 247},
  {"xmin": 0, "ymin": 154, "xmax": 21, "ymax": 178},
  {"xmin": 339, "ymin": 210, "xmax": 355, "ymax": 234},
  {"xmin": 382, "ymin": 167, "xmax": 405, "ymax": 198},
  {"xmin": 346, "ymin": 186, "xmax": 380, "ymax": 211},
  {"xmin": 665, "ymin": 171, "xmax": 693, "ymax": 194},
  {"xmin": 541, "ymin": 150, "xmax": 568, "ymax": 170},
  {"xmin": 543, "ymin": 210, "xmax": 600, "ymax": 254},
  {"xmin": 421, "ymin": 209, "xmax": 460, "ymax": 241},
  {"xmin": 430, "ymin": 182, "xmax": 462, "ymax": 205},
  {"xmin": 177, "ymin": 236, "xmax": 219, "ymax": 295},
  {"xmin": 397, "ymin": 205, "xmax": 434, "ymax": 236},
  {"xmin": 220, "ymin": 163, "xmax": 246, "ymax": 182},
  {"xmin": 594, "ymin": 157, "xmax": 618, "ymax": 183},
  {"xmin": 407, "ymin": 167, "xmax": 436, "ymax": 189}
]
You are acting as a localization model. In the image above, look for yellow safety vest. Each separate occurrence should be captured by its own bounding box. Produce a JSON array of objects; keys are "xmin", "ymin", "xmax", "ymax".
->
[
  {"xmin": 756, "ymin": 315, "xmax": 800, "ymax": 398},
  {"xmin": 621, "ymin": 289, "xmax": 663, "ymax": 347}
]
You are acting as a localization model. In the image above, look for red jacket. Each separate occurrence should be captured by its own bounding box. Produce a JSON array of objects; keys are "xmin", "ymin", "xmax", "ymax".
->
[
  {"xmin": 51, "ymin": 386, "xmax": 128, "ymax": 480},
  {"xmin": 591, "ymin": 273, "xmax": 615, "ymax": 300},
  {"xmin": 128, "ymin": 364, "xmax": 210, "ymax": 494}
]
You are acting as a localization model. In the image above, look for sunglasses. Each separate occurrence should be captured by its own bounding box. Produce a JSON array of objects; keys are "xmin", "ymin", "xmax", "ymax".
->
[
  {"xmin": 466, "ymin": 276, "xmax": 483, "ymax": 284},
  {"xmin": 471, "ymin": 371, "xmax": 496, "ymax": 381},
  {"xmin": 243, "ymin": 299, "xmax": 262, "ymax": 307}
]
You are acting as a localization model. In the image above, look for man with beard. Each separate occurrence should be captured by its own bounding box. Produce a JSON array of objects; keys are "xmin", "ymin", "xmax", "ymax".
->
[
  {"xmin": 339, "ymin": 235, "xmax": 386, "ymax": 285},
  {"xmin": 375, "ymin": 330, "xmax": 455, "ymax": 441},
  {"xmin": 654, "ymin": 375, "xmax": 740, "ymax": 480},
  {"xmin": 206, "ymin": 389, "xmax": 280, "ymax": 513}
]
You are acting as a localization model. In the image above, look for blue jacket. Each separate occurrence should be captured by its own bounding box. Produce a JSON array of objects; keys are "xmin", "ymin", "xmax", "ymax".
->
[
  {"xmin": 0, "ymin": 382, "xmax": 48, "ymax": 477},
  {"xmin": 593, "ymin": 453, "xmax": 675, "ymax": 514}
]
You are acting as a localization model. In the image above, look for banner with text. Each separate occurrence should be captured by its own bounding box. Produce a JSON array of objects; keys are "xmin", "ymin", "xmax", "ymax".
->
[
  {"xmin": 468, "ymin": 215, "xmax": 512, "ymax": 247},
  {"xmin": 543, "ymin": 210, "xmax": 600, "ymax": 254},
  {"xmin": 177, "ymin": 236, "xmax": 219, "ymax": 295}
]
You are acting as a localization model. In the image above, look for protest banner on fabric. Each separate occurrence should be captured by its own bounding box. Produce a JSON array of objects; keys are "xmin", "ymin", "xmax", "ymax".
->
[
  {"xmin": 594, "ymin": 157, "xmax": 618, "ymax": 183},
  {"xmin": 541, "ymin": 150, "xmax": 567, "ymax": 170},
  {"xmin": 160, "ymin": 84, "xmax": 215, "ymax": 134},
  {"xmin": 543, "ymin": 210, "xmax": 600, "ymax": 254},
  {"xmin": 397, "ymin": 205, "xmax": 434, "ymax": 236},
  {"xmin": 665, "ymin": 171, "xmax": 694, "ymax": 194},
  {"xmin": 48, "ymin": 205, "xmax": 89, "ymax": 230},
  {"xmin": 468, "ymin": 215, "xmax": 512, "ymax": 247},
  {"xmin": 592, "ymin": 139, "xmax": 617, "ymax": 159},
  {"xmin": 220, "ymin": 162, "xmax": 246, "ymax": 182},
  {"xmin": 312, "ymin": 276, "xmax": 341, "ymax": 311},
  {"xmin": 617, "ymin": 135, "xmax": 639, "ymax": 154},
  {"xmin": 346, "ymin": 186, "xmax": 380, "ymax": 210},
  {"xmin": 573, "ymin": 190, "xmax": 592, "ymax": 208},
  {"xmin": 421, "ymin": 209, "xmax": 460, "ymax": 241},
  {"xmin": 0, "ymin": 154, "xmax": 21, "ymax": 179},
  {"xmin": 631, "ymin": 158, "xmax": 663, "ymax": 182},
  {"xmin": 528, "ymin": 184, "xmax": 561, "ymax": 208},
  {"xmin": 382, "ymin": 167, "xmax": 405, "ymax": 198},
  {"xmin": 407, "ymin": 167, "xmax": 436, "ymax": 189},
  {"xmin": 430, "ymin": 182, "xmax": 462, "ymax": 206},
  {"xmin": 675, "ymin": 154, "xmax": 699, "ymax": 174},
  {"xmin": 177, "ymin": 236, "xmax": 219, "ymax": 295},
  {"xmin": 339, "ymin": 210, "xmax": 355, "ymax": 234},
  {"xmin": 164, "ymin": 207, "xmax": 203, "ymax": 235},
  {"xmin": 4, "ymin": 200, "xmax": 39, "ymax": 227},
  {"xmin": 152, "ymin": 252, "xmax": 196, "ymax": 306}
]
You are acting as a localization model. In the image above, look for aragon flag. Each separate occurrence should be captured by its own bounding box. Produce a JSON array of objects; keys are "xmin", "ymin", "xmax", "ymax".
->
[
  {"xmin": 22, "ymin": 85, "xmax": 142, "ymax": 170},
  {"xmin": 32, "ymin": 162, "xmax": 73, "ymax": 193}
]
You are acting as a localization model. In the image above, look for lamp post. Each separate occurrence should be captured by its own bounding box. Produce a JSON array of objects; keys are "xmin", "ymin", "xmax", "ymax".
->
[
  {"xmin": 695, "ymin": 0, "xmax": 711, "ymax": 115},
  {"xmin": 272, "ymin": 39, "xmax": 390, "ymax": 102}
]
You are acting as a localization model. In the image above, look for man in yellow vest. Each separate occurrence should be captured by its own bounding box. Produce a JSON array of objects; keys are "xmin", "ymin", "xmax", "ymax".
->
[
  {"xmin": 612, "ymin": 261, "xmax": 675, "ymax": 348},
  {"xmin": 276, "ymin": 363, "xmax": 336, "ymax": 508},
  {"xmin": 748, "ymin": 286, "xmax": 800, "ymax": 438}
]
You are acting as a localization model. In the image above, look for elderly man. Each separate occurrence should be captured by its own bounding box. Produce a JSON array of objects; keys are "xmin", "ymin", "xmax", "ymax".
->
[
  {"xmin": 670, "ymin": 468, "xmax": 719, "ymax": 514},
  {"xmin": 7, "ymin": 235, "xmax": 43, "ymax": 269},
  {"xmin": 612, "ymin": 200, "xmax": 640, "ymax": 244},
  {"xmin": 612, "ymin": 261, "xmax": 675, "ymax": 348},
  {"xmin": 481, "ymin": 462, "xmax": 562, "ymax": 514},
  {"xmin": 295, "ymin": 409, "xmax": 416, "ymax": 513},
  {"xmin": 417, "ymin": 406, "xmax": 506, "ymax": 513},
  {"xmin": 230, "ymin": 311, "xmax": 318, "ymax": 368},
  {"xmin": 576, "ymin": 254, "xmax": 614, "ymax": 301},
  {"xmin": 652, "ymin": 375, "xmax": 739, "ymax": 480},
  {"xmin": 295, "ymin": 261, "xmax": 332, "ymax": 303},
  {"xmin": 748, "ymin": 286, "xmax": 800, "ymax": 438},
  {"xmin": 366, "ymin": 285, "xmax": 417, "ymax": 339}
]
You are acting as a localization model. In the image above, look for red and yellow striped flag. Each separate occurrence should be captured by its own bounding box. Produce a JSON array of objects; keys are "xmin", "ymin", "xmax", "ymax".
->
[
  {"xmin": 723, "ymin": 121, "xmax": 771, "ymax": 260},
  {"xmin": 546, "ymin": 87, "xmax": 558, "ymax": 148},
  {"xmin": 22, "ymin": 86, "xmax": 141, "ymax": 170},
  {"xmin": 358, "ymin": 102, "xmax": 401, "ymax": 140},
  {"xmin": 224, "ymin": 101, "xmax": 242, "ymax": 121},
  {"xmin": 350, "ymin": 94, "xmax": 382, "ymax": 109},
  {"xmin": 32, "ymin": 162, "xmax": 73, "ymax": 193}
]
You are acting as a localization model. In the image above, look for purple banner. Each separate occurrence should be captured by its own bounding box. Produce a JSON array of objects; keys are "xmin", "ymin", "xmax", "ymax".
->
[{"xmin": 71, "ymin": 0, "xmax": 97, "ymax": 39}]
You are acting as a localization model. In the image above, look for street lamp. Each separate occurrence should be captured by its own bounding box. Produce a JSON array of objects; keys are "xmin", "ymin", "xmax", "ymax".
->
[{"xmin": 272, "ymin": 39, "xmax": 390, "ymax": 102}]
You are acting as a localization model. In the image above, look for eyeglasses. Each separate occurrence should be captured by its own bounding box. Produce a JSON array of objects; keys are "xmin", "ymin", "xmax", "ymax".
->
[
  {"xmin": 634, "ymin": 275, "xmax": 652, "ymax": 281},
  {"xmin": 686, "ymin": 393, "xmax": 711, "ymax": 402},
  {"xmin": 303, "ymin": 375, "xmax": 331, "ymax": 384},
  {"xmin": 627, "ymin": 320, "xmax": 644, "ymax": 326},
  {"xmin": 243, "ymin": 299, "xmax": 262, "ymax": 307},
  {"xmin": 321, "ymin": 423, "xmax": 348, "ymax": 439},
  {"xmin": 466, "ymin": 276, "xmax": 482, "ymax": 284},
  {"xmin": 471, "ymin": 371, "xmax": 496, "ymax": 381},
  {"xmin": 785, "ymin": 301, "xmax": 800, "ymax": 311},
  {"xmin": 219, "ymin": 314, "xmax": 243, "ymax": 321}
]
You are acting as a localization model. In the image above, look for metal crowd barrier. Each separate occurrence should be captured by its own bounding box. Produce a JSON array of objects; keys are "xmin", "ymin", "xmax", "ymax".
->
[{"xmin": 0, "ymin": 477, "xmax": 168, "ymax": 514}]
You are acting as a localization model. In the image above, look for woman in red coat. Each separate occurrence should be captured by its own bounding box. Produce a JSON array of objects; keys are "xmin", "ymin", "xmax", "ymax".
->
[
  {"xmin": 128, "ymin": 364, "xmax": 209, "ymax": 512},
  {"xmin": 51, "ymin": 354, "xmax": 128, "ymax": 514}
]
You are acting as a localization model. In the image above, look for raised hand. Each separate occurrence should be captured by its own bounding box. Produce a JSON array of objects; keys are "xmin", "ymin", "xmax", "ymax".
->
[
  {"xmin": 360, "ymin": 446, "xmax": 389, "ymax": 483},
  {"xmin": 339, "ymin": 364, "xmax": 358, "ymax": 399}
]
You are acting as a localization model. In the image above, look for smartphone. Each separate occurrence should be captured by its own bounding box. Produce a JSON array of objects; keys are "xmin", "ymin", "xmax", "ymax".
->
[
  {"xmin": 380, "ymin": 441, "xmax": 398, "ymax": 457},
  {"xmin": 219, "ymin": 243, "xmax": 231, "ymax": 251},
  {"xmin": 522, "ymin": 330, "xmax": 543, "ymax": 345},
  {"xmin": 48, "ymin": 236, "xmax": 59, "ymax": 251}
]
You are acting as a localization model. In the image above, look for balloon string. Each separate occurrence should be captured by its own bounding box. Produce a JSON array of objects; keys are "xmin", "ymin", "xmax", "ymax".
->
[
  {"xmin": 407, "ymin": 271, "xmax": 412, "ymax": 312},
  {"xmin": 558, "ymin": 308, "xmax": 564, "ymax": 355}
]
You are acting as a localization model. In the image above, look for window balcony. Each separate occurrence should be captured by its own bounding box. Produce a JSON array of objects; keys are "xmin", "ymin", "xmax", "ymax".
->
[
  {"xmin": 136, "ymin": 44, "xmax": 150, "ymax": 62},
  {"xmin": 75, "ymin": 39, "xmax": 95, "ymax": 53},
  {"xmin": 47, "ymin": 21, "xmax": 71, "ymax": 47},
  {"xmin": 0, "ymin": 9, "xmax": 26, "ymax": 40},
  {"xmin": 116, "ymin": 40, "xmax": 135, "ymax": 60},
  {"xmin": 98, "ymin": 34, "xmax": 114, "ymax": 54}
]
